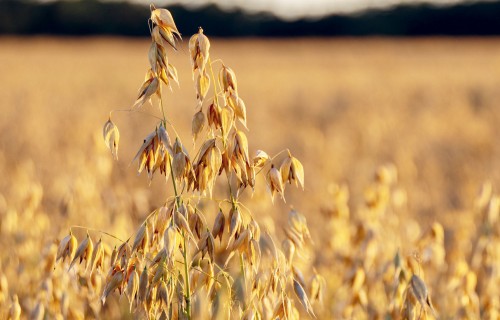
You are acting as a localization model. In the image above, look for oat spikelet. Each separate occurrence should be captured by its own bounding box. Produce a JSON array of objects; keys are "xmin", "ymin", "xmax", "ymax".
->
[
  {"xmin": 56, "ymin": 231, "xmax": 77, "ymax": 263},
  {"xmin": 175, "ymin": 209, "xmax": 196, "ymax": 244},
  {"xmin": 192, "ymin": 109, "xmax": 206, "ymax": 142},
  {"xmin": 132, "ymin": 128, "xmax": 173, "ymax": 181},
  {"xmin": 148, "ymin": 42, "xmax": 167, "ymax": 74},
  {"xmin": 266, "ymin": 165, "xmax": 285, "ymax": 203},
  {"xmin": 189, "ymin": 27, "xmax": 210, "ymax": 76},
  {"xmin": 101, "ymin": 266, "xmax": 124, "ymax": 305},
  {"xmin": 150, "ymin": 6, "xmax": 181, "ymax": 39},
  {"xmin": 212, "ymin": 209, "xmax": 225, "ymax": 243},
  {"xmin": 69, "ymin": 233, "xmax": 93, "ymax": 271},
  {"xmin": 226, "ymin": 91, "xmax": 247, "ymax": 128},
  {"xmin": 227, "ymin": 207, "xmax": 242, "ymax": 250},
  {"xmin": 138, "ymin": 266, "xmax": 149, "ymax": 306},
  {"xmin": 116, "ymin": 241, "xmax": 131, "ymax": 267},
  {"xmin": 90, "ymin": 238, "xmax": 105, "ymax": 275},
  {"xmin": 227, "ymin": 228, "xmax": 250, "ymax": 252},
  {"xmin": 293, "ymin": 266, "xmax": 306, "ymax": 289},
  {"xmin": 253, "ymin": 150, "xmax": 269, "ymax": 168},
  {"xmin": 309, "ymin": 270, "xmax": 326, "ymax": 305},
  {"xmin": 220, "ymin": 65, "xmax": 238, "ymax": 94},
  {"xmin": 280, "ymin": 153, "xmax": 305, "ymax": 190},
  {"xmin": 196, "ymin": 72, "xmax": 210, "ymax": 103},
  {"xmin": 151, "ymin": 8, "xmax": 177, "ymax": 32},
  {"xmin": 30, "ymin": 301, "xmax": 44, "ymax": 320},
  {"xmin": 154, "ymin": 206, "xmax": 171, "ymax": 240},
  {"xmin": 220, "ymin": 105, "xmax": 234, "ymax": 143},
  {"xmin": 9, "ymin": 294, "xmax": 21, "ymax": 320},
  {"xmin": 133, "ymin": 76, "xmax": 159, "ymax": 109},
  {"xmin": 282, "ymin": 238, "xmax": 295, "ymax": 265},
  {"xmin": 126, "ymin": 267, "xmax": 139, "ymax": 312},
  {"xmin": 132, "ymin": 222, "xmax": 149, "ymax": 254},
  {"xmin": 103, "ymin": 118, "xmax": 120, "ymax": 160},
  {"xmin": 164, "ymin": 226, "xmax": 179, "ymax": 259},
  {"xmin": 247, "ymin": 237, "xmax": 261, "ymax": 273},
  {"xmin": 207, "ymin": 102, "xmax": 222, "ymax": 130},
  {"xmin": 293, "ymin": 278, "xmax": 316, "ymax": 318},
  {"xmin": 152, "ymin": 260, "xmax": 168, "ymax": 286},
  {"xmin": 409, "ymin": 274, "xmax": 436, "ymax": 317}
]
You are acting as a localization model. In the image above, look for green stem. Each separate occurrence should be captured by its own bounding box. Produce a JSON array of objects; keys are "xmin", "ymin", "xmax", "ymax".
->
[
  {"xmin": 182, "ymin": 229, "xmax": 191, "ymax": 318},
  {"xmin": 168, "ymin": 154, "xmax": 191, "ymax": 319}
]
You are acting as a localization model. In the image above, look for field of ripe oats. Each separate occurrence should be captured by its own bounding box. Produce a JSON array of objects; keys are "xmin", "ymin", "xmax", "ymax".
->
[{"xmin": 1, "ymin": 36, "xmax": 500, "ymax": 319}]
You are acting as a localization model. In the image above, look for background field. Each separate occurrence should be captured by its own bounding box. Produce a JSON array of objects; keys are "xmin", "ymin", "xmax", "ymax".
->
[{"xmin": 1, "ymin": 37, "xmax": 500, "ymax": 318}]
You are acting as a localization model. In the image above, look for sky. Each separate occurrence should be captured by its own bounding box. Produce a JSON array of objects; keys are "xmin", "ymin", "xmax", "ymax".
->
[{"xmin": 150, "ymin": 0, "xmax": 482, "ymax": 19}]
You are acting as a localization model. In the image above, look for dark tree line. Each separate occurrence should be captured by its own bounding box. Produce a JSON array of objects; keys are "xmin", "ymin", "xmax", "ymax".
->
[{"xmin": 1, "ymin": 0, "xmax": 500, "ymax": 36}]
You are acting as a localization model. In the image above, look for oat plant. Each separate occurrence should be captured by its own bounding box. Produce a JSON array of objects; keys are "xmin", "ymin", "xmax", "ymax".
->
[{"xmin": 56, "ymin": 5, "xmax": 321, "ymax": 319}]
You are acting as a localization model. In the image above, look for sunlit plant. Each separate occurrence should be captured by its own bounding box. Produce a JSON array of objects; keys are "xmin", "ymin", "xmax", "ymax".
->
[{"xmin": 57, "ymin": 5, "xmax": 320, "ymax": 319}]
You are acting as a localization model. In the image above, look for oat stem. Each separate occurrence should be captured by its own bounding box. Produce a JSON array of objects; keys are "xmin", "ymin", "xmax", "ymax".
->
[{"xmin": 160, "ymin": 90, "xmax": 191, "ymax": 319}]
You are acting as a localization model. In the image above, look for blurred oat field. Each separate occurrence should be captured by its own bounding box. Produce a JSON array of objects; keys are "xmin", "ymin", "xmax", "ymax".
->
[{"xmin": 1, "ymin": 37, "xmax": 500, "ymax": 318}]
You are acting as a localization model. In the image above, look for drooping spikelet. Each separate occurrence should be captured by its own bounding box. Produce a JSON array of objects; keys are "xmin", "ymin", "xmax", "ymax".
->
[
  {"xmin": 56, "ymin": 231, "xmax": 78, "ymax": 263},
  {"xmin": 189, "ymin": 27, "xmax": 210, "ymax": 76},
  {"xmin": 103, "ymin": 118, "xmax": 120, "ymax": 160},
  {"xmin": 150, "ymin": 5, "xmax": 181, "ymax": 50},
  {"xmin": 69, "ymin": 233, "xmax": 94, "ymax": 271}
]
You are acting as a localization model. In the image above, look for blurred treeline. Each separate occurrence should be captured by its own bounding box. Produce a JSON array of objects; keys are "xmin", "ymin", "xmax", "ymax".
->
[{"xmin": 1, "ymin": 0, "xmax": 500, "ymax": 36}]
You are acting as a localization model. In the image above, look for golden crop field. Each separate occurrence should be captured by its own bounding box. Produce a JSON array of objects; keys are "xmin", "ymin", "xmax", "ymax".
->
[{"xmin": 1, "ymin": 33, "xmax": 500, "ymax": 319}]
